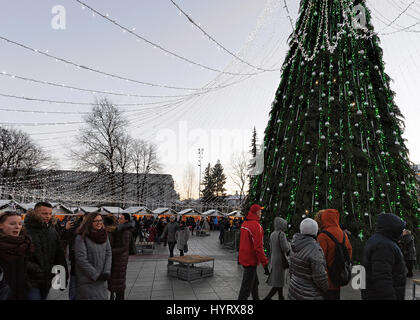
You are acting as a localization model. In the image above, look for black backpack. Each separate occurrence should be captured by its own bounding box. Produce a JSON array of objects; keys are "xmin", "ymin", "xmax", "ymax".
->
[{"xmin": 321, "ymin": 230, "xmax": 352, "ymax": 287}]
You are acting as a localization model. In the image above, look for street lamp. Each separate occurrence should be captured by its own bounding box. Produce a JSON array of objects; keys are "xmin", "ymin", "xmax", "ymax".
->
[{"xmin": 198, "ymin": 148, "xmax": 204, "ymax": 200}]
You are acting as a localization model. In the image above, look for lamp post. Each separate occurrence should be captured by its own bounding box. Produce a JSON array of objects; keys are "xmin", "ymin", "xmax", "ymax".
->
[{"xmin": 198, "ymin": 148, "xmax": 204, "ymax": 200}]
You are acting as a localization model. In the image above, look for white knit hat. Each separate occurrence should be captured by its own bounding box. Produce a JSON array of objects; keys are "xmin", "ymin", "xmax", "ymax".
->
[{"xmin": 300, "ymin": 218, "xmax": 318, "ymax": 236}]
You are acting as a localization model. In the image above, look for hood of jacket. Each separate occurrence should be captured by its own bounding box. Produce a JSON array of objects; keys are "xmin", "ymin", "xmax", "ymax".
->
[
  {"xmin": 23, "ymin": 209, "xmax": 46, "ymax": 229},
  {"xmin": 291, "ymin": 233, "xmax": 317, "ymax": 252},
  {"xmin": 245, "ymin": 211, "xmax": 260, "ymax": 222},
  {"xmin": 375, "ymin": 213, "xmax": 405, "ymax": 242},
  {"xmin": 274, "ymin": 217, "xmax": 287, "ymax": 232},
  {"xmin": 319, "ymin": 209, "xmax": 340, "ymax": 229}
]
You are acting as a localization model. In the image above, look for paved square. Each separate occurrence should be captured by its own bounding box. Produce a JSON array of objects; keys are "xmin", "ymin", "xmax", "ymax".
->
[{"xmin": 48, "ymin": 230, "xmax": 420, "ymax": 300}]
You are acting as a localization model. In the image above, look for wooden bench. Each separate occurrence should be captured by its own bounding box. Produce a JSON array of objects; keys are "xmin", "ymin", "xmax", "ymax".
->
[
  {"xmin": 412, "ymin": 279, "xmax": 420, "ymax": 300},
  {"xmin": 167, "ymin": 255, "xmax": 214, "ymax": 281},
  {"xmin": 137, "ymin": 241, "xmax": 155, "ymax": 253}
]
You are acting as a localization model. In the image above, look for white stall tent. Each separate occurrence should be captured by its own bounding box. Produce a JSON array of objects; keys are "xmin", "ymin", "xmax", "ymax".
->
[{"xmin": 201, "ymin": 209, "xmax": 225, "ymax": 217}]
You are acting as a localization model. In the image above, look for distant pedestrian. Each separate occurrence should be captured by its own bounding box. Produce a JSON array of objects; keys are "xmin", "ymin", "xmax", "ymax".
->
[
  {"xmin": 175, "ymin": 221, "xmax": 190, "ymax": 256},
  {"xmin": 24, "ymin": 202, "xmax": 68, "ymax": 300},
  {"xmin": 0, "ymin": 211, "xmax": 33, "ymax": 300},
  {"xmin": 162, "ymin": 215, "xmax": 180, "ymax": 264},
  {"xmin": 288, "ymin": 218, "xmax": 329, "ymax": 300},
  {"xmin": 219, "ymin": 217, "xmax": 227, "ymax": 244},
  {"xmin": 237, "ymin": 204, "xmax": 269, "ymax": 300},
  {"xmin": 317, "ymin": 209, "xmax": 352, "ymax": 300},
  {"xmin": 263, "ymin": 217, "xmax": 290, "ymax": 300},
  {"xmin": 74, "ymin": 213, "xmax": 112, "ymax": 300},
  {"xmin": 362, "ymin": 213, "xmax": 406, "ymax": 300},
  {"xmin": 399, "ymin": 229, "xmax": 417, "ymax": 278}
]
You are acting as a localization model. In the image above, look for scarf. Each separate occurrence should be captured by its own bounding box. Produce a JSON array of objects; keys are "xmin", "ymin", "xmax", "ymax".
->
[
  {"xmin": 0, "ymin": 230, "xmax": 33, "ymax": 263},
  {"xmin": 86, "ymin": 228, "xmax": 108, "ymax": 244}
]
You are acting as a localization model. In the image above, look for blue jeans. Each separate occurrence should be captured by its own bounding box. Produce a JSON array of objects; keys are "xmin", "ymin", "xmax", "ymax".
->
[{"xmin": 27, "ymin": 287, "xmax": 50, "ymax": 300}]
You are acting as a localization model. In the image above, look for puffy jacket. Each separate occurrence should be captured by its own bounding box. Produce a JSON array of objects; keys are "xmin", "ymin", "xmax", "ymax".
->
[
  {"xmin": 288, "ymin": 233, "xmax": 329, "ymax": 300},
  {"xmin": 317, "ymin": 209, "xmax": 353, "ymax": 290},
  {"xmin": 24, "ymin": 210, "xmax": 68, "ymax": 289},
  {"xmin": 238, "ymin": 211, "xmax": 268, "ymax": 268},
  {"xmin": 362, "ymin": 213, "xmax": 406, "ymax": 300},
  {"xmin": 107, "ymin": 221, "xmax": 133, "ymax": 292},
  {"xmin": 60, "ymin": 217, "xmax": 84, "ymax": 276}
]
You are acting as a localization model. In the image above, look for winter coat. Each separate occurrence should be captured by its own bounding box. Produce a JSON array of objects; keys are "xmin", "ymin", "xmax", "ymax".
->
[
  {"xmin": 0, "ymin": 230, "xmax": 33, "ymax": 300},
  {"xmin": 60, "ymin": 217, "xmax": 84, "ymax": 276},
  {"xmin": 317, "ymin": 209, "xmax": 353, "ymax": 290},
  {"xmin": 162, "ymin": 221, "xmax": 180, "ymax": 243},
  {"xmin": 175, "ymin": 227, "xmax": 190, "ymax": 251},
  {"xmin": 238, "ymin": 211, "xmax": 268, "ymax": 268},
  {"xmin": 107, "ymin": 222, "xmax": 133, "ymax": 293},
  {"xmin": 0, "ymin": 265, "xmax": 10, "ymax": 300},
  {"xmin": 266, "ymin": 217, "xmax": 290, "ymax": 288},
  {"xmin": 23, "ymin": 210, "xmax": 68, "ymax": 289},
  {"xmin": 362, "ymin": 213, "xmax": 406, "ymax": 300},
  {"xmin": 288, "ymin": 233, "xmax": 329, "ymax": 300},
  {"xmin": 74, "ymin": 234, "xmax": 112, "ymax": 300},
  {"xmin": 399, "ymin": 232, "xmax": 417, "ymax": 261}
]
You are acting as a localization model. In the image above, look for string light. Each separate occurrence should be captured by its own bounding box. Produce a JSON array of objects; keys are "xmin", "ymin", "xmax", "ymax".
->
[{"xmin": 74, "ymin": 0, "xmax": 263, "ymax": 77}]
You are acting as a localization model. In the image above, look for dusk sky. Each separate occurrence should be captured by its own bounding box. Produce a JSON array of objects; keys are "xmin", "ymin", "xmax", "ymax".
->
[{"xmin": 1, "ymin": 0, "xmax": 419, "ymax": 199}]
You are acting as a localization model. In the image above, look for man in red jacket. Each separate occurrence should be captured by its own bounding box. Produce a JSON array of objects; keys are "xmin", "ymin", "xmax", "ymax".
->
[
  {"xmin": 317, "ymin": 209, "xmax": 353, "ymax": 300},
  {"xmin": 238, "ymin": 204, "xmax": 269, "ymax": 300}
]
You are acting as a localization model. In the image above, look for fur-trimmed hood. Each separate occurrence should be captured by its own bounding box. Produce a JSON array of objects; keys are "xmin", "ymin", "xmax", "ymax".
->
[{"xmin": 23, "ymin": 209, "xmax": 46, "ymax": 229}]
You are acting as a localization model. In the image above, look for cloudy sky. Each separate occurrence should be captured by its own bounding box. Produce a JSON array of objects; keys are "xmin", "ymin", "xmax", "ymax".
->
[{"xmin": 1, "ymin": 0, "xmax": 419, "ymax": 199}]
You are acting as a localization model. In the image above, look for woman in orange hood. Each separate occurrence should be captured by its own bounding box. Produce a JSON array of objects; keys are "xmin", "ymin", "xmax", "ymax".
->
[{"xmin": 317, "ymin": 209, "xmax": 352, "ymax": 300}]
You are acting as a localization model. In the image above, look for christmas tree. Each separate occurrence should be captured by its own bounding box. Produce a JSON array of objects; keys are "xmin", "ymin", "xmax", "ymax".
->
[{"xmin": 248, "ymin": 0, "xmax": 420, "ymax": 260}]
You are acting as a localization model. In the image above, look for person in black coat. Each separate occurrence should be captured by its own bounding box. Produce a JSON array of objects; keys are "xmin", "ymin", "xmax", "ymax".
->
[
  {"xmin": 361, "ymin": 213, "xmax": 406, "ymax": 300},
  {"xmin": 24, "ymin": 202, "xmax": 68, "ymax": 300},
  {"xmin": 0, "ymin": 211, "xmax": 33, "ymax": 300},
  {"xmin": 0, "ymin": 265, "xmax": 10, "ymax": 300},
  {"xmin": 398, "ymin": 229, "xmax": 417, "ymax": 278},
  {"xmin": 60, "ymin": 213, "xmax": 85, "ymax": 300}
]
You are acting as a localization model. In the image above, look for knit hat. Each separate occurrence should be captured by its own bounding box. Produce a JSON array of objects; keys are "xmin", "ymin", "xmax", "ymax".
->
[{"xmin": 300, "ymin": 218, "xmax": 318, "ymax": 236}]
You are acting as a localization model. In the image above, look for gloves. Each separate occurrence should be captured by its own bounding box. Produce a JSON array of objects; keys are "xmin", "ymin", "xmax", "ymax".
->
[
  {"xmin": 264, "ymin": 265, "xmax": 270, "ymax": 276},
  {"xmin": 97, "ymin": 273, "xmax": 110, "ymax": 281}
]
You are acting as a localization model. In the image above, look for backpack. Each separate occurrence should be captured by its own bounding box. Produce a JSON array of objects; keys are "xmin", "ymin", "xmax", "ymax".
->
[{"xmin": 320, "ymin": 230, "xmax": 352, "ymax": 287}]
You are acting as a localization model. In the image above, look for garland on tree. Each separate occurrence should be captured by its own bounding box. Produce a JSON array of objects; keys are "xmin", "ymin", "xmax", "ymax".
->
[{"xmin": 247, "ymin": 0, "xmax": 420, "ymax": 262}]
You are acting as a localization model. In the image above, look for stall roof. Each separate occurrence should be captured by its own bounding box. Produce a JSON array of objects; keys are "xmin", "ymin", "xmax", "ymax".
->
[
  {"xmin": 101, "ymin": 206, "xmax": 124, "ymax": 214},
  {"xmin": 202, "ymin": 209, "xmax": 225, "ymax": 217},
  {"xmin": 0, "ymin": 200, "xmax": 27, "ymax": 212},
  {"xmin": 178, "ymin": 208, "xmax": 201, "ymax": 216},
  {"xmin": 227, "ymin": 211, "xmax": 244, "ymax": 218},
  {"xmin": 79, "ymin": 206, "xmax": 100, "ymax": 213},
  {"xmin": 123, "ymin": 206, "xmax": 152, "ymax": 214},
  {"xmin": 152, "ymin": 207, "xmax": 177, "ymax": 215}
]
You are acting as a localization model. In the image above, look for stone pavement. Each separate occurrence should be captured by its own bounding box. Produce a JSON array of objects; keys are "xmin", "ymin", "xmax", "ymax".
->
[{"xmin": 48, "ymin": 230, "xmax": 420, "ymax": 300}]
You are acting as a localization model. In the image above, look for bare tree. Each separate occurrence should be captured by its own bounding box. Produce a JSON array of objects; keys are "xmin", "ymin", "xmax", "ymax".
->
[
  {"xmin": 0, "ymin": 126, "xmax": 51, "ymax": 178},
  {"xmin": 115, "ymin": 134, "xmax": 132, "ymax": 205},
  {"xmin": 181, "ymin": 163, "xmax": 196, "ymax": 200},
  {"xmin": 230, "ymin": 152, "xmax": 249, "ymax": 202},
  {"xmin": 71, "ymin": 98, "xmax": 128, "ymax": 196},
  {"xmin": 130, "ymin": 138, "xmax": 162, "ymax": 203}
]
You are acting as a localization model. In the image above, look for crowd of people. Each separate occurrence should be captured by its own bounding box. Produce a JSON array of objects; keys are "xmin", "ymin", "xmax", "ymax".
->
[
  {"xmin": 0, "ymin": 201, "xmax": 417, "ymax": 301},
  {"xmin": 237, "ymin": 204, "xmax": 417, "ymax": 300},
  {"xmin": 0, "ymin": 202, "xmax": 227, "ymax": 300}
]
